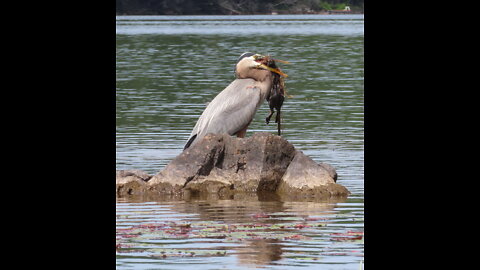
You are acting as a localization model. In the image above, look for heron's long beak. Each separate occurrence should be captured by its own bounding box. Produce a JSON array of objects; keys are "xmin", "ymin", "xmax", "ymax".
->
[{"xmin": 258, "ymin": 63, "xmax": 288, "ymax": 77}]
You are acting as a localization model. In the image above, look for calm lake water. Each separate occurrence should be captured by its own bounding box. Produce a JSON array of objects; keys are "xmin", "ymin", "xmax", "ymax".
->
[{"xmin": 116, "ymin": 14, "xmax": 364, "ymax": 269}]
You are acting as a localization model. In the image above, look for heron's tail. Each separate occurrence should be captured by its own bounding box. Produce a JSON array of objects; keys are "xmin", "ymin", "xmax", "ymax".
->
[{"xmin": 184, "ymin": 134, "xmax": 198, "ymax": 150}]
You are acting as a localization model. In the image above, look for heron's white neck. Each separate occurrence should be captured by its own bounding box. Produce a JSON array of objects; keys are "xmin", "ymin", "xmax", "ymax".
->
[
  {"xmin": 238, "ymin": 69, "xmax": 271, "ymax": 82},
  {"xmin": 235, "ymin": 59, "xmax": 272, "ymax": 82},
  {"xmin": 235, "ymin": 61, "xmax": 273, "ymax": 100},
  {"xmin": 252, "ymin": 73, "xmax": 273, "ymax": 101}
]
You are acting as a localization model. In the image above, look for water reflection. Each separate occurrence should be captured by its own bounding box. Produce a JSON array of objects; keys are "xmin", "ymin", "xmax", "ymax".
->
[
  {"xmin": 237, "ymin": 239, "xmax": 283, "ymax": 267},
  {"xmin": 116, "ymin": 193, "xmax": 353, "ymax": 268}
]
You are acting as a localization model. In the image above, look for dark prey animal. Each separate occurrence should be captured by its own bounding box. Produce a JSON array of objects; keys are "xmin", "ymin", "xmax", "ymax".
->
[{"xmin": 265, "ymin": 59, "xmax": 286, "ymax": 136}]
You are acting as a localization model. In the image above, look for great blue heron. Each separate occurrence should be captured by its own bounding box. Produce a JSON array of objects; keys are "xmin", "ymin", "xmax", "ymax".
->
[{"xmin": 184, "ymin": 52, "xmax": 287, "ymax": 150}]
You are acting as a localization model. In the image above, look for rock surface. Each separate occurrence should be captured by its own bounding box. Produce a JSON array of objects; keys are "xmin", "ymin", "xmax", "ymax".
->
[
  {"xmin": 116, "ymin": 133, "xmax": 349, "ymax": 199},
  {"xmin": 148, "ymin": 132, "xmax": 296, "ymax": 195},
  {"xmin": 116, "ymin": 170, "xmax": 149, "ymax": 196},
  {"xmin": 276, "ymin": 150, "xmax": 349, "ymax": 198}
]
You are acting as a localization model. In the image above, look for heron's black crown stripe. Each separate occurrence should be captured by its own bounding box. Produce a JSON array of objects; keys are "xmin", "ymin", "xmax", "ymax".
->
[{"xmin": 237, "ymin": 52, "xmax": 255, "ymax": 63}]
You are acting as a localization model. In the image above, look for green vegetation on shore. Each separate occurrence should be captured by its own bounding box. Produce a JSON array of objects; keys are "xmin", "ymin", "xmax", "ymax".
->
[{"xmin": 116, "ymin": 0, "xmax": 364, "ymax": 15}]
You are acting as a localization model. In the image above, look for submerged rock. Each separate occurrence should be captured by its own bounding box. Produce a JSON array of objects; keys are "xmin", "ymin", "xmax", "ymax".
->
[{"xmin": 116, "ymin": 132, "xmax": 350, "ymax": 199}]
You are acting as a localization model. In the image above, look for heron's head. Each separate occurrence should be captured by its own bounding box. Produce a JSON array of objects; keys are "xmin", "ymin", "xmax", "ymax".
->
[{"xmin": 234, "ymin": 52, "xmax": 288, "ymax": 79}]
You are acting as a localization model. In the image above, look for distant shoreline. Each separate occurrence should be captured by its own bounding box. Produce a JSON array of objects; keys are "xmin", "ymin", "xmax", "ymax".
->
[
  {"xmin": 115, "ymin": 11, "xmax": 364, "ymax": 16},
  {"xmin": 116, "ymin": 0, "xmax": 364, "ymax": 16}
]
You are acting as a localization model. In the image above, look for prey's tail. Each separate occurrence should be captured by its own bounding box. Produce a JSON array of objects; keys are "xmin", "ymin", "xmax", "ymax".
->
[{"xmin": 275, "ymin": 110, "xmax": 281, "ymax": 136}]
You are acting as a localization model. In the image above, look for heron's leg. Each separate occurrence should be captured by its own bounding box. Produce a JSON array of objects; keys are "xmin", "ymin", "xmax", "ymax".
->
[{"xmin": 235, "ymin": 125, "xmax": 248, "ymax": 138}]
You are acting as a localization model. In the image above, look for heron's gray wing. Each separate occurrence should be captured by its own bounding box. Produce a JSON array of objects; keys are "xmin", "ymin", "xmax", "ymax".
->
[{"xmin": 190, "ymin": 78, "xmax": 262, "ymax": 139}]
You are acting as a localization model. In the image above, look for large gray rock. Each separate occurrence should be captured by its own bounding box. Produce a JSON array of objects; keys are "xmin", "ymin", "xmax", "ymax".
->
[
  {"xmin": 116, "ymin": 132, "xmax": 349, "ymax": 199},
  {"xmin": 147, "ymin": 132, "xmax": 296, "ymax": 195}
]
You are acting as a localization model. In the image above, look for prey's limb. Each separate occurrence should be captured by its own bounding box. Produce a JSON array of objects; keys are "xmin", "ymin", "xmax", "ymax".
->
[{"xmin": 266, "ymin": 109, "xmax": 275, "ymax": 124}]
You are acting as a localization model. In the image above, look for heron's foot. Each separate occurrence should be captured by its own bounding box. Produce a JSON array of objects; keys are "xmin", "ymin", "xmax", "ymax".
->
[{"xmin": 236, "ymin": 129, "xmax": 247, "ymax": 138}]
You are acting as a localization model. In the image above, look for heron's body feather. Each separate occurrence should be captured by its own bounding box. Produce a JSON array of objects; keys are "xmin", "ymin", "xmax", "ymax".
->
[{"xmin": 186, "ymin": 77, "xmax": 271, "ymax": 148}]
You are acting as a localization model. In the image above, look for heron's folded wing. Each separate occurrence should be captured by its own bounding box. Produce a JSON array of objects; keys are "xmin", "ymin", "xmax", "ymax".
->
[{"xmin": 193, "ymin": 79, "xmax": 262, "ymax": 138}]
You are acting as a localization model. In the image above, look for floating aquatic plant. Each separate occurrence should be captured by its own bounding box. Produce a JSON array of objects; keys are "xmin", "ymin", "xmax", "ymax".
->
[{"xmin": 116, "ymin": 214, "xmax": 363, "ymax": 259}]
